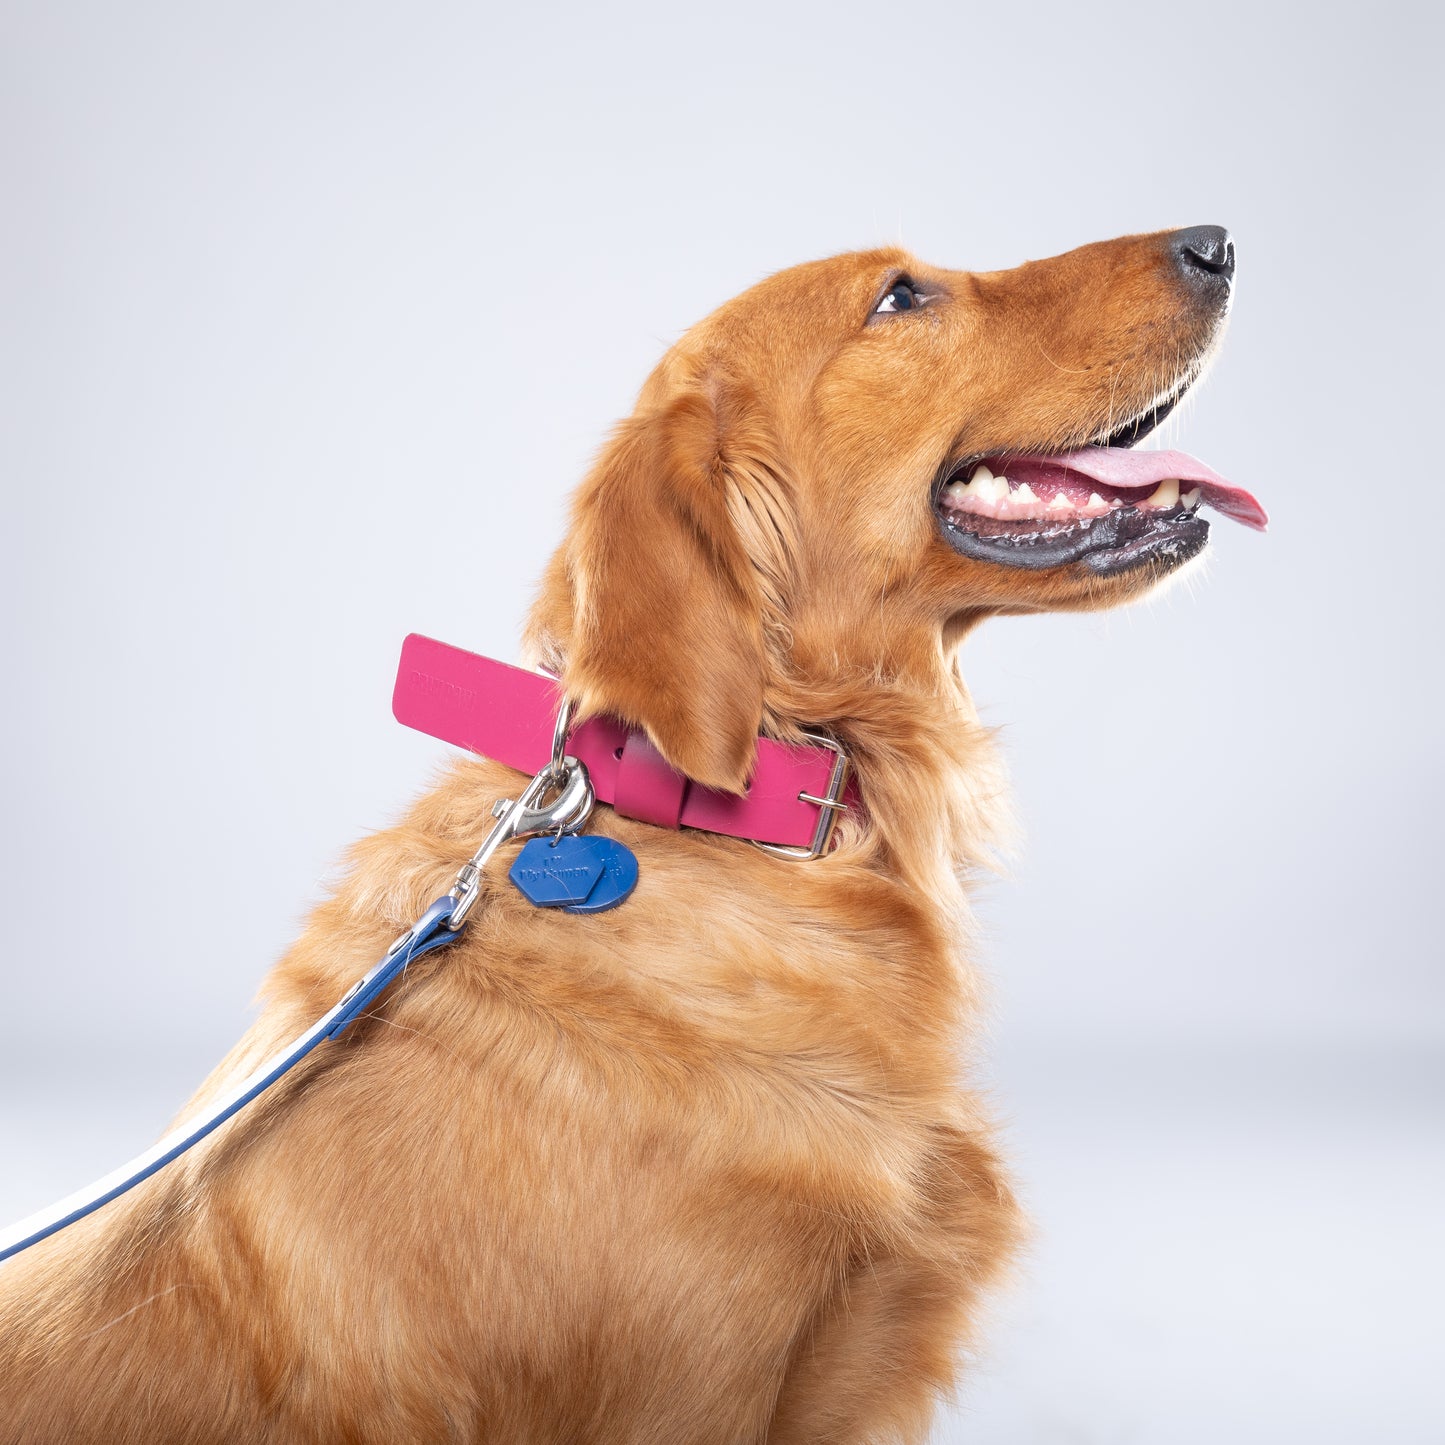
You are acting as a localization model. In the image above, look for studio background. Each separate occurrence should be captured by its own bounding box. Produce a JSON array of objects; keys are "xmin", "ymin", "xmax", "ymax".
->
[{"xmin": 2, "ymin": 3, "xmax": 1439, "ymax": 1440}]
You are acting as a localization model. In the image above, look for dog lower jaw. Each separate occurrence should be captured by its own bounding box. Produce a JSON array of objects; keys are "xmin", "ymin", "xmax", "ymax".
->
[{"xmin": 936, "ymin": 504, "xmax": 1211, "ymax": 576}]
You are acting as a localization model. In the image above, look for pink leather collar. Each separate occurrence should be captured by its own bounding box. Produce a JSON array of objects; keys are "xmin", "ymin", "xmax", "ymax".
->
[{"xmin": 392, "ymin": 634, "xmax": 855, "ymax": 854}]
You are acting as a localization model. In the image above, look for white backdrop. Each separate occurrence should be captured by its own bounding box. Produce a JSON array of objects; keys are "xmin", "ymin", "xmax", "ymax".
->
[{"xmin": 2, "ymin": 2, "xmax": 1440, "ymax": 1440}]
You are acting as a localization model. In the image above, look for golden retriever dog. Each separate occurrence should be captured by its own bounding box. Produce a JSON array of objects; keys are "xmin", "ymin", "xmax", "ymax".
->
[{"xmin": 0, "ymin": 226, "xmax": 1261, "ymax": 1443}]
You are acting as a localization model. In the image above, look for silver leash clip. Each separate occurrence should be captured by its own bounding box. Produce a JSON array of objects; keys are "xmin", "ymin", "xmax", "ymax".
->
[{"xmin": 447, "ymin": 700, "xmax": 594, "ymax": 929}]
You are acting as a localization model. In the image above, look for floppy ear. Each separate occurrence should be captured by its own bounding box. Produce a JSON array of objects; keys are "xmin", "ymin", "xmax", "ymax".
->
[{"xmin": 554, "ymin": 379, "xmax": 770, "ymax": 794}]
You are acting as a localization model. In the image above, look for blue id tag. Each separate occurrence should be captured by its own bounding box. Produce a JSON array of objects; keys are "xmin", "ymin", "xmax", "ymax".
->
[
  {"xmin": 508, "ymin": 834, "xmax": 639, "ymax": 913},
  {"xmin": 562, "ymin": 836, "xmax": 638, "ymax": 914},
  {"xmin": 509, "ymin": 835, "xmax": 606, "ymax": 907}
]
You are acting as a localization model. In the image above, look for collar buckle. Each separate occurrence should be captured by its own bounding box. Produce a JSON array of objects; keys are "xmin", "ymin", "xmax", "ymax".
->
[{"xmin": 751, "ymin": 731, "xmax": 851, "ymax": 862}]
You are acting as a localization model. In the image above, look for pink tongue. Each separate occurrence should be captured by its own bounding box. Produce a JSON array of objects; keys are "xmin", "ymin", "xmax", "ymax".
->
[{"xmin": 1027, "ymin": 447, "xmax": 1269, "ymax": 531}]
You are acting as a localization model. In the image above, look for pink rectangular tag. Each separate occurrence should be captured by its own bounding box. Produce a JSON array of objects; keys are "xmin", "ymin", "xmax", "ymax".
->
[{"xmin": 392, "ymin": 634, "xmax": 558, "ymax": 774}]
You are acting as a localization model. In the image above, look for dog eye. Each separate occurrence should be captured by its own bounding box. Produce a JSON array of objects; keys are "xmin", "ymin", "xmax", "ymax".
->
[{"xmin": 875, "ymin": 278, "xmax": 922, "ymax": 315}]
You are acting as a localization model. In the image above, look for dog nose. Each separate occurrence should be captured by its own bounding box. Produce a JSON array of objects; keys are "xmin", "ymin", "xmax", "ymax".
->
[{"xmin": 1171, "ymin": 225, "xmax": 1236, "ymax": 283}]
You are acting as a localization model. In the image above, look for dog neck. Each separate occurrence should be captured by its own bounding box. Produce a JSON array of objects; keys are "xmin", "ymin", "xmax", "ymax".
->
[
  {"xmin": 765, "ymin": 643, "xmax": 1011, "ymax": 902},
  {"xmin": 525, "ymin": 610, "xmax": 1010, "ymax": 907}
]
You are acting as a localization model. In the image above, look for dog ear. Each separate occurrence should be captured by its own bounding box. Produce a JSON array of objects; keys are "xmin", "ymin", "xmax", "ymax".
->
[{"xmin": 553, "ymin": 379, "xmax": 769, "ymax": 794}]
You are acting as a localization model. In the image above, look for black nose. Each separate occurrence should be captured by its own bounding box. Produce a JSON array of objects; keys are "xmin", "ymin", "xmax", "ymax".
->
[{"xmin": 1172, "ymin": 224, "xmax": 1235, "ymax": 283}]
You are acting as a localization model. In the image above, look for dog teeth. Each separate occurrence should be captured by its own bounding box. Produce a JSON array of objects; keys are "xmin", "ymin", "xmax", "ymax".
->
[
  {"xmin": 941, "ymin": 465, "xmax": 1013, "ymax": 510},
  {"xmin": 943, "ymin": 467, "xmax": 1202, "ymax": 522},
  {"xmin": 969, "ymin": 465, "xmax": 1008, "ymax": 502}
]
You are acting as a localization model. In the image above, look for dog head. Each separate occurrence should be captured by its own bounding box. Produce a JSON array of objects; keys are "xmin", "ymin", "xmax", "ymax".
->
[{"xmin": 529, "ymin": 228, "xmax": 1264, "ymax": 796}]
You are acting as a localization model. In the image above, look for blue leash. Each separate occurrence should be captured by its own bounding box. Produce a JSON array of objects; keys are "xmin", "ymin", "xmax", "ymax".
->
[
  {"xmin": 0, "ymin": 896, "xmax": 461, "ymax": 1265},
  {"xmin": 0, "ymin": 716, "xmax": 601, "ymax": 1267}
]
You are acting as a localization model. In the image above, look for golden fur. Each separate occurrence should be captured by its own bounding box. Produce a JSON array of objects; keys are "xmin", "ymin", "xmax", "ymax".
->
[{"xmin": 0, "ymin": 230, "xmax": 1229, "ymax": 1443}]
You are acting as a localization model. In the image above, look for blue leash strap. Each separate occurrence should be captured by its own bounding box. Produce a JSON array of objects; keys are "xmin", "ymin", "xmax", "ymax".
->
[{"xmin": 0, "ymin": 896, "xmax": 462, "ymax": 1265}]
